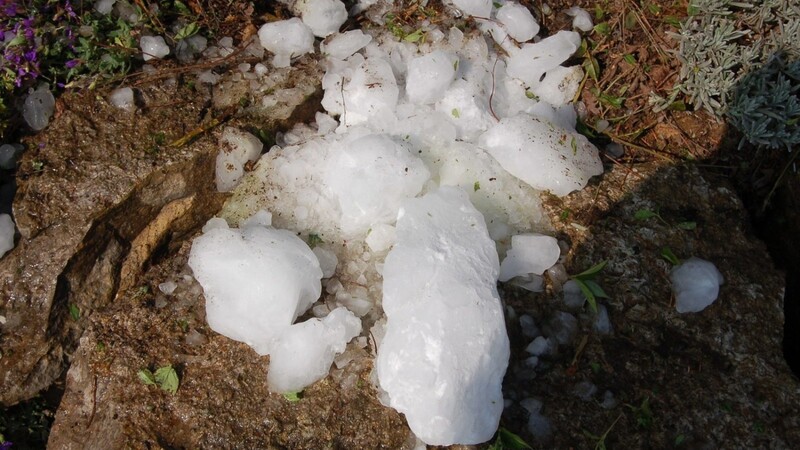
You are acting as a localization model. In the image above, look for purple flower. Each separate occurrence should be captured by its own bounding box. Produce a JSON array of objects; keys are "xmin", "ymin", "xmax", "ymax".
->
[
  {"xmin": 65, "ymin": 58, "xmax": 79, "ymax": 69},
  {"xmin": 0, "ymin": 440, "xmax": 12, "ymax": 449}
]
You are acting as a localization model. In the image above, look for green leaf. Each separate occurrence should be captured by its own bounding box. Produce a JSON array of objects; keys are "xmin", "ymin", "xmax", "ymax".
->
[
  {"xmin": 664, "ymin": 16, "xmax": 682, "ymax": 27},
  {"xmin": 525, "ymin": 89, "xmax": 538, "ymax": 100},
  {"xmin": 660, "ymin": 247, "xmax": 681, "ymax": 266},
  {"xmin": 69, "ymin": 303, "xmax": 80, "ymax": 321},
  {"xmin": 687, "ymin": 3, "xmax": 699, "ymax": 15},
  {"xmin": 598, "ymin": 92, "xmax": 624, "ymax": 108},
  {"xmin": 676, "ymin": 221, "xmax": 697, "ymax": 230},
  {"xmin": 453, "ymin": 59, "xmax": 459, "ymax": 71},
  {"xmin": 647, "ymin": 3, "xmax": 661, "ymax": 15},
  {"xmin": 593, "ymin": 22, "xmax": 611, "ymax": 36},
  {"xmin": 175, "ymin": 22, "xmax": 199, "ymax": 41},
  {"xmin": 594, "ymin": 4, "xmax": 605, "ymax": 20},
  {"xmin": 138, "ymin": 369, "xmax": 156, "ymax": 386},
  {"xmin": 668, "ymin": 100, "xmax": 687, "ymax": 111},
  {"xmin": 451, "ymin": 108, "xmax": 460, "ymax": 118},
  {"xmin": 154, "ymin": 365, "xmax": 179, "ymax": 394},
  {"xmin": 7, "ymin": 34, "xmax": 28, "ymax": 47},
  {"xmin": 174, "ymin": 0, "xmax": 191, "ymax": 14},
  {"xmin": 634, "ymin": 209, "xmax": 658, "ymax": 220},
  {"xmin": 497, "ymin": 427, "xmax": 533, "ymax": 449},
  {"xmin": 623, "ymin": 54, "xmax": 637, "ymax": 65},
  {"xmin": 574, "ymin": 279, "xmax": 598, "ymax": 313},
  {"xmin": 473, "ymin": 181, "xmax": 480, "ymax": 192},
  {"xmin": 308, "ymin": 233, "xmax": 323, "ymax": 248},
  {"xmin": 570, "ymin": 136, "xmax": 578, "ymax": 155},
  {"xmin": 403, "ymin": 29, "xmax": 425, "ymax": 43},
  {"xmin": 583, "ymin": 280, "xmax": 609, "ymax": 299},
  {"xmin": 573, "ymin": 260, "xmax": 608, "ymax": 279},
  {"xmin": 493, "ymin": 1, "xmax": 503, "ymax": 8},
  {"xmin": 283, "ymin": 391, "xmax": 302, "ymax": 402}
]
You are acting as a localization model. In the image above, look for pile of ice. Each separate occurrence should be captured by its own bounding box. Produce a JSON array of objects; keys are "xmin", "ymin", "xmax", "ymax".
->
[
  {"xmin": 187, "ymin": 212, "xmax": 361, "ymax": 392},
  {"xmin": 0, "ymin": 214, "xmax": 14, "ymax": 259},
  {"xmin": 188, "ymin": 0, "xmax": 605, "ymax": 445},
  {"xmin": 670, "ymin": 257, "xmax": 724, "ymax": 313}
]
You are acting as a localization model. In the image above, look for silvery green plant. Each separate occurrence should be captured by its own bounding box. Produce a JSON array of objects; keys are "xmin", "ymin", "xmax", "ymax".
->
[{"xmin": 652, "ymin": 0, "xmax": 800, "ymax": 149}]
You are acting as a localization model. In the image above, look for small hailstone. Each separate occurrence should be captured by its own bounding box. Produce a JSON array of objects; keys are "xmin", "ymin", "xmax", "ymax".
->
[
  {"xmin": 519, "ymin": 314, "xmax": 540, "ymax": 338},
  {"xmin": 95, "ymin": 0, "xmax": 115, "ymax": 15},
  {"xmin": 525, "ymin": 336, "xmax": 550, "ymax": 356},
  {"xmin": 452, "ymin": 0, "xmax": 492, "ymax": 17},
  {"xmin": 0, "ymin": 144, "xmax": 21, "ymax": 170},
  {"xmin": 670, "ymin": 257, "xmax": 724, "ymax": 313},
  {"xmin": 545, "ymin": 311, "xmax": 577, "ymax": 345},
  {"xmin": 562, "ymin": 279, "xmax": 586, "ymax": 309},
  {"xmin": 258, "ymin": 18, "xmax": 315, "ymax": 68},
  {"xmin": 23, "ymin": 85, "xmax": 55, "ymax": 131},
  {"xmin": 197, "ymin": 70, "xmax": 220, "ymax": 85},
  {"xmin": 600, "ymin": 390, "xmax": 618, "ymax": 409},
  {"xmin": 297, "ymin": 0, "xmax": 348, "ymax": 38},
  {"xmin": 566, "ymin": 7, "xmax": 594, "ymax": 32},
  {"xmin": 499, "ymin": 233, "xmax": 561, "ymax": 281},
  {"xmin": 312, "ymin": 247, "xmax": 338, "ymax": 278},
  {"xmin": 158, "ymin": 281, "xmax": 178, "ymax": 295},
  {"xmin": 0, "ymin": 214, "xmax": 15, "ymax": 258},
  {"xmin": 496, "ymin": 2, "xmax": 539, "ymax": 42},
  {"xmin": 593, "ymin": 304, "xmax": 613, "ymax": 334},
  {"xmin": 140, "ymin": 36, "xmax": 170, "ymax": 61},
  {"xmin": 109, "ymin": 87, "xmax": 135, "ymax": 111},
  {"xmin": 572, "ymin": 380, "xmax": 598, "ymax": 401}
]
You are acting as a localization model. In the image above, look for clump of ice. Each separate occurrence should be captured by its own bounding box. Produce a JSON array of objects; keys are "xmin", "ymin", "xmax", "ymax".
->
[
  {"xmin": 520, "ymin": 398, "xmax": 553, "ymax": 441},
  {"xmin": 377, "ymin": 187, "xmax": 509, "ymax": 445},
  {"xmin": 566, "ymin": 7, "xmax": 594, "ymax": 32},
  {"xmin": 268, "ymin": 307, "xmax": 361, "ymax": 392},
  {"xmin": 321, "ymin": 30, "xmax": 372, "ymax": 60},
  {"xmin": 499, "ymin": 233, "xmax": 560, "ymax": 281},
  {"xmin": 496, "ymin": 2, "xmax": 539, "ymax": 42},
  {"xmin": 23, "ymin": 85, "xmax": 55, "ymax": 131},
  {"xmin": 323, "ymin": 56, "xmax": 399, "ymax": 126},
  {"xmin": 452, "ymin": 0, "xmax": 492, "ymax": 17},
  {"xmin": 506, "ymin": 31, "xmax": 581, "ymax": 88},
  {"xmin": 188, "ymin": 213, "xmax": 323, "ymax": 355},
  {"xmin": 95, "ymin": 0, "xmax": 115, "ymax": 15},
  {"xmin": 0, "ymin": 144, "xmax": 21, "ymax": 170},
  {"xmin": 670, "ymin": 257, "xmax": 724, "ymax": 313},
  {"xmin": 175, "ymin": 34, "xmax": 208, "ymax": 62},
  {"xmin": 593, "ymin": 304, "xmax": 613, "ymax": 334},
  {"xmin": 258, "ymin": 18, "xmax": 315, "ymax": 68},
  {"xmin": 479, "ymin": 113, "xmax": 603, "ymax": 196},
  {"xmin": 562, "ymin": 279, "xmax": 586, "ymax": 309},
  {"xmin": 109, "ymin": 87, "xmax": 135, "ymax": 111},
  {"xmin": 140, "ymin": 35, "xmax": 170, "ymax": 61},
  {"xmin": 405, "ymin": 50, "xmax": 458, "ymax": 104},
  {"xmin": 325, "ymin": 133, "xmax": 429, "ymax": 235},
  {"xmin": 215, "ymin": 127, "xmax": 263, "ymax": 192},
  {"xmin": 297, "ymin": 0, "xmax": 348, "ymax": 38},
  {"xmin": 0, "ymin": 214, "xmax": 14, "ymax": 258}
]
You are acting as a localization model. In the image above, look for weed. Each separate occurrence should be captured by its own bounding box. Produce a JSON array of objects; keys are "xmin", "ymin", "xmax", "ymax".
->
[
  {"xmin": 570, "ymin": 260, "xmax": 609, "ymax": 313},
  {"xmin": 138, "ymin": 364, "xmax": 180, "ymax": 395},
  {"xmin": 487, "ymin": 427, "xmax": 531, "ymax": 450},
  {"xmin": 283, "ymin": 391, "xmax": 302, "ymax": 402},
  {"xmin": 583, "ymin": 413, "xmax": 623, "ymax": 450},
  {"xmin": 626, "ymin": 396, "xmax": 654, "ymax": 429}
]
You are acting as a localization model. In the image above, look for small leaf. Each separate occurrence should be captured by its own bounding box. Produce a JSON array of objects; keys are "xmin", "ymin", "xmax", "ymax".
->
[
  {"xmin": 175, "ymin": 22, "xmax": 199, "ymax": 41},
  {"xmin": 174, "ymin": 0, "xmax": 191, "ymax": 14},
  {"xmin": 403, "ymin": 29, "xmax": 424, "ymax": 43},
  {"xmin": 138, "ymin": 369, "xmax": 156, "ymax": 386},
  {"xmin": 69, "ymin": 303, "xmax": 80, "ymax": 321},
  {"xmin": 573, "ymin": 260, "xmax": 608, "ymax": 279},
  {"xmin": 451, "ymin": 108, "xmax": 460, "ymax": 118},
  {"xmin": 634, "ymin": 209, "xmax": 658, "ymax": 220},
  {"xmin": 660, "ymin": 247, "xmax": 681, "ymax": 266},
  {"xmin": 154, "ymin": 365, "xmax": 179, "ymax": 394},
  {"xmin": 497, "ymin": 427, "xmax": 533, "ymax": 449},
  {"xmin": 574, "ymin": 279, "xmax": 598, "ymax": 313},
  {"xmin": 583, "ymin": 280, "xmax": 609, "ymax": 299},
  {"xmin": 283, "ymin": 391, "xmax": 302, "ymax": 402},
  {"xmin": 668, "ymin": 100, "xmax": 687, "ymax": 111},
  {"xmin": 473, "ymin": 181, "xmax": 480, "ymax": 192},
  {"xmin": 623, "ymin": 54, "xmax": 637, "ymax": 65},
  {"xmin": 308, "ymin": 233, "xmax": 323, "ymax": 248},
  {"xmin": 7, "ymin": 34, "xmax": 28, "ymax": 47},
  {"xmin": 453, "ymin": 59, "xmax": 459, "ymax": 71},
  {"xmin": 570, "ymin": 136, "xmax": 578, "ymax": 155},
  {"xmin": 676, "ymin": 221, "xmax": 697, "ymax": 230},
  {"xmin": 593, "ymin": 22, "xmax": 611, "ymax": 35},
  {"xmin": 664, "ymin": 16, "xmax": 682, "ymax": 27},
  {"xmin": 525, "ymin": 89, "xmax": 538, "ymax": 100}
]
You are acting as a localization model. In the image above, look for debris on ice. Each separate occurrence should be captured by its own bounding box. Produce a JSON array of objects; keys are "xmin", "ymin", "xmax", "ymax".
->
[{"xmin": 215, "ymin": 127, "xmax": 263, "ymax": 192}]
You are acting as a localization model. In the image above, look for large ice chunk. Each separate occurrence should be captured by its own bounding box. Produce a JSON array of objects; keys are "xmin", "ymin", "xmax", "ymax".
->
[
  {"xmin": 478, "ymin": 113, "xmax": 603, "ymax": 196},
  {"xmin": 215, "ymin": 127, "xmax": 263, "ymax": 192},
  {"xmin": 496, "ymin": 2, "xmax": 539, "ymax": 42},
  {"xmin": 499, "ymin": 233, "xmax": 560, "ymax": 281},
  {"xmin": 268, "ymin": 307, "xmax": 361, "ymax": 392},
  {"xmin": 188, "ymin": 214, "xmax": 323, "ymax": 355},
  {"xmin": 452, "ymin": 0, "xmax": 492, "ymax": 17},
  {"xmin": 258, "ymin": 18, "xmax": 315, "ymax": 68},
  {"xmin": 377, "ymin": 187, "xmax": 509, "ymax": 445},
  {"xmin": 405, "ymin": 51, "xmax": 459, "ymax": 104},
  {"xmin": 297, "ymin": 0, "xmax": 348, "ymax": 38},
  {"xmin": 325, "ymin": 133, "xmax": 429, "ymax": 235},
  {"xmin": 506, "ymin": 31, "xmax": 581, "ymax": 88},
  {"xmin": 321, "ymin": 30, "xmax": 372, "ymax": 60},
  {"xmin": 670, "ymin": 257, "xmax": 724, "ymax": 313},
  {"xmin": 341, "ymin": 57, "xmax": 399, "ymax": 125}
]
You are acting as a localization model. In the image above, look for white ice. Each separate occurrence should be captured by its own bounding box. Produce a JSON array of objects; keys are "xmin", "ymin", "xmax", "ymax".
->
[
  {"xmin": 109, "ymin": 87, "xmax": 135, "ymax": 111},
  {"xmin": 452, "ymin": 0, "xmax": 492, "ymax": 17},
  {"xmin": 670, "ymin": 257, "xmax": 724, "ymax": 313},
  {"xmin": 506, "ymin": 30, "xmax": 581, "ymax": 88},
  {"xmin": 496, "ymin": 2, "xmax": 539, "ymax": 42},
  {"xmin": 215, "ymin": 127, "xmax": 263, "ymax": 192},
  {"xmin": 297, "ymin": 0, "xmax": 348, "ymax": 38},
  {"xmin": 23, "ymin": 85, "xmax": 55, "ymax": 131},
  {"xmin": 140, "ymin": 35, "xmax": 170, "ymax": 61},
  {"xmin": 405, "ymin": 50, "xmax": 459, "ymax": 104},
  {"xmin": 499, "ymin": 233, "xmax": 561, "ymax": 281},
  {"xmin": 258, "ymin": 18, "xmax": 315, "ymax": 68},
  {"xmin": 566, "ymin": 7, "xmax": 594, "ymax": 32},
  {"xmin": 0, "ymin": 214, "xmax": 14, "ymax": 259},
  {"xmin": 377, "ymin": 187, "xmax": 509, "ymax": 445},
  {"xmin": 321, "ymin": 30, "xmax": 372, "ymax": 60}
]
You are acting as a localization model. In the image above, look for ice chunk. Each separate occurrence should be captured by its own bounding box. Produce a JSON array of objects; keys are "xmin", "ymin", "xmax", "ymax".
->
[
  {"xmin": 188, "ymin": 214, "xmax": 323, "ymax": 355},
  {"xmin": 478, "ymin": 113, "xmax": 603, "ymax": 196},
  {"xmin": 158, "ymin": 281, "xmax": 177, "ymax": 295},
  {"xmin": 297, "ymin": 0, "xmax": 348, "ymax": 38},
  {"xmin": 670, "ymin": 257, "xmax": 724, "ymax": 313},
  {"xmin": 525, "ymin": 336, "xmax": 551, "ymax": 356},
  {"xmin": 566, "ymin": 7, "xmax": 593, "ymax": 32},
  {"xmin": 215, "ymin": 127, "xmax": 263, "ymax": 192},
  {"xmin": 572, "ymin": 380, "xmax": 597, "ymax": 401},
  {"xmin": 499, "ymin": 233, "xmax": 560, "ymax": 281},
  {"xmin": 321, "ymin": 30, "xmax": 372, "ymax": 60},
  {"xmin": 531, "ymin": 65, "xmax": 584, "ymax": 106},
  {"xmin": 312, "ymin": 246, "xmax": 338, "ymax": 278},
  {"xmin": 593, "ymin": 304, "xmax": 613, "ymax": 334},
  {"xmin": 562, "ymin": 279, "xmax": 586, "ymax": 309},
  {"xmin": 95, "ymin": 0, "xmax": 115, "ymax": 15},
  {"xmin": 23, "ymin": 85, "xmax": 55, "ymax": 131},
  {"xmin": 405, "ymin": 51, "xmax": 459, "ymax": 104},
  {"xmin": 496, "ymin": 2, "xmax": 539, "ymax": 42},
  {"xmin": 267, "ymin": 307, "xmax": 361, "ymax": 392},
  {"xmin": 506, "ymin": 31, "xmax": 581, "ymax": 88},
  {"xmin": 545, "ymin": 311, "xmax": 578, "ymax": 345},
  {"xmin": 452, "ymin": 0, "xmax": 492, "ymax": 17},
  {"xmin": 377, "ymin": 187, "xmax": 509, "ymax": 445},
  {"xmin": 0, "ymin": 144, "xmax": 21, "ymax": 170},
  {"xmin": 325, "ymin": 134, "xmax": 429, "ymax": 235},
  {"xmin": 258, "ymin": 18, "xmax": 315, "ymax": 68},
  {"xmin": 365, "ymin": 223, "xmax": 396, "ymax": 252},
  {"xmin": 0, "ymin": 214, "xmax": 14, "ymax": 258},
  {"xmin": 341, "ymin": 57, "xmax": 400, "ymax": 125},
  {"xmin": 140, "ymin": 35, "xmax": 170, "ymax": 61},
  {"xmin": 109, "ymin": 87, "xmax": 135, "ymax": 111}
]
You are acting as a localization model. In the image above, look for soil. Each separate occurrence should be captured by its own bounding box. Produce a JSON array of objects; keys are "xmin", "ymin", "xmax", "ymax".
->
[{"xmin": 2, "ymin": 0, "xmax": 800, "ymax": 448}]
